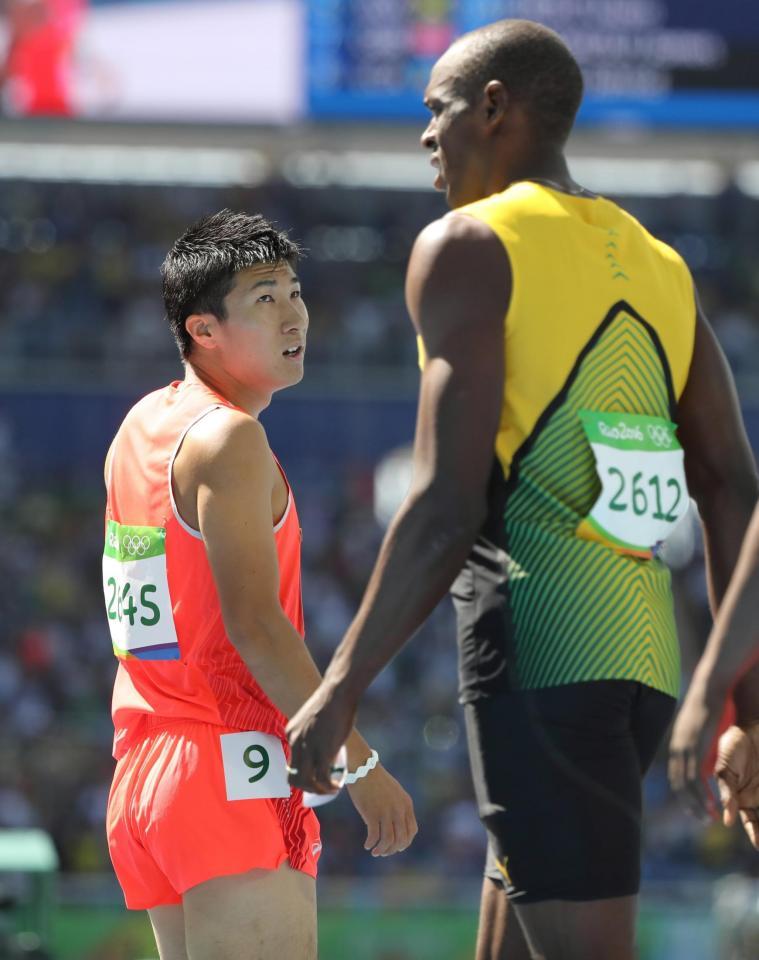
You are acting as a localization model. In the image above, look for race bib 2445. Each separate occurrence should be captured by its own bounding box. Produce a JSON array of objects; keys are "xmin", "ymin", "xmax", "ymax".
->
[{"xmin": 103, "ymin": 520, "xmax": 180, "ymax": 660}]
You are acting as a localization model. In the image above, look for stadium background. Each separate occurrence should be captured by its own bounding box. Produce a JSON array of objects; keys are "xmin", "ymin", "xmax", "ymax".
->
[{"xmin": 1, "ymin": 1, "xmax": 758, "ymax": 957}]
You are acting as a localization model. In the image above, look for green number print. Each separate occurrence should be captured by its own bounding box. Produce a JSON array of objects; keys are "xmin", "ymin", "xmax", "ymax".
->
[
  {"xmin": 243, "ymin": 745, "xmax": 270, "ymax": 783},
  {"xmin": 121, "ymin": 584, "xmax": 138, "ymax": 626},
  {"xmin": 105, "ymin": 576, "xmax": 162, "ymax": 626},
  {"xmin": 664, "ymin": 478, "xmax": 682, "ymax": 522},
  {"xmin": 606, "ymin": 468, "xmax": 680, "ymax": 523},
  {"xmin": 649, "ymin": 475, "xmax": 665, "ymax": 520},
  {"xmin": 608, "ymin": 468, "xmax": 626, "ymax": 512},
  {"xmin": 107, "ymin": 577, "xmax": 117, "ymax": 619},
  {"xmin": 631, "ymin": 472, "xmax": 648, "ymax": 516},
  {"xmin": 140, "ymin": 584, "xmax": 161, "ymax": 626}
]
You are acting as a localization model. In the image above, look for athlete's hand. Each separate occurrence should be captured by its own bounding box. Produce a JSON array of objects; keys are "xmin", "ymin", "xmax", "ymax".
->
[
  {"xmin": 668, "ymin": 674, "xmax": 722, "ymax": 821},
  {"xmin": 287, "ymin": 680, "xmax": 357, "ymax": 795},
  {"xmin": 347, "ymin": 766, "xmax": 418, "ymax": 858},
  {"xmin": 715, "ymin": 723, "xmax": 759, "ymax": 850}
]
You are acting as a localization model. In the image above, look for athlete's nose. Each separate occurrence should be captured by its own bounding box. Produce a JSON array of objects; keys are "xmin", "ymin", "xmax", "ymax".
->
[
  {"xmin": 284, "ymin": 304, "xmax": 308, "ymax": 333},
  {"xmin": 421, "ymin": 123, "xmax": 436, "ymax": 151}
]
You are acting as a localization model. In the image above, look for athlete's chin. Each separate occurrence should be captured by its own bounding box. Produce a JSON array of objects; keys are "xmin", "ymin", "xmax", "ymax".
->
[{"xmin": 281, "ymin": 364, "xmax": 305, "ymax": 388}]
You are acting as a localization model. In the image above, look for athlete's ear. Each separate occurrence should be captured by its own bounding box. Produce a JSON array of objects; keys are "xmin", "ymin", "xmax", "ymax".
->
[
  {"xmin": 185, "ymin": 313, "xmax": 217, "ymax": 351},
  {"xmin": 483, "ymin": 80, "xmax": 507, "ymax": 129}
]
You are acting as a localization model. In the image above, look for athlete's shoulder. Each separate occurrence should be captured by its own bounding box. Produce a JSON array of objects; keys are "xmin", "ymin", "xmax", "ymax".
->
[
  {"xmin": 417, "ymin": 209, "xmax": 501, "ymax": 245},
  {"xmin": 407, "ymin": 213, "xmax": 511, "ymax": 343},
  {"xmin": 188, "ymin": 406, "xmax": 269, "ymax": 462},
  {"xmin": 609, "ymin": 198, "xmax": 692, "ymax": 277},
  {"xmin": 410, "ymin": 211, "xmax": 508, "ymax": 280}
]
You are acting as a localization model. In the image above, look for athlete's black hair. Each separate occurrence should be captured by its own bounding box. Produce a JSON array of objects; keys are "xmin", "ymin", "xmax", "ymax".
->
[
  {"xmin": 452, "ymin": 19, "xmax": 583, "ymax": 146},
  {"xmin": 161, "ymin": 208, "xmax": 301, "ymax": 359}
]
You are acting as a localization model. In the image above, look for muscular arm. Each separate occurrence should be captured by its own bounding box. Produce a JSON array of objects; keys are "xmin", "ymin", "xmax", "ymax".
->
[
  {"xmin": 286, "ymin": 214, "xmax": 510, "ymax": 790},
  {"xmin": 676, "ymin": 302, "xmax": 759, "ymax": 702},
  {"xmin": 325, "ymin": 214, "xmax": 510, "ymax": 697},
  {"xmin": 677, "ymin": 301, "xmax": 758, "ymax": 617},
  {"xmin": 692, "ymin": 504, "xmax": 759, "ymax": 720},
  {"xmin": 188, "ymin": 411, "xmax": 371, "ymax": 757},
  {"xmin": 669, "ymin": 301, "xmax": 759, "ymax": 816},
  {"xmin": 181, "ymin": 407, "xmax": 416, "ymax": 853}
]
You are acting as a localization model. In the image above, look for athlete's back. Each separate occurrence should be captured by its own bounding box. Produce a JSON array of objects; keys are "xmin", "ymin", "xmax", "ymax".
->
[
  {"xmin": 452, "ymin": 182, "xmax": 696, "ymax": 698},
  {"xmin": 105, "ymin": 379, "xmax": 302, "ymax": 757}
]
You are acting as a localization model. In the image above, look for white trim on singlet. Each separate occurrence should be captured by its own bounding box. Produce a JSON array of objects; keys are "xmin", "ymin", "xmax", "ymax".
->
[
  {"xmin": 168, "ymin": 403, "xmax": 293, "ymax": 537},
  {"xmin": 106, "ymin": 433, "xmax": 119, "ymax": 492},
  {"xmin": 273, "ymin": 480, "xmax": 292, "ymax": 533},
  {"xmin": 168, "ymin": 404, "xmax": 221, "ymax": 540}
]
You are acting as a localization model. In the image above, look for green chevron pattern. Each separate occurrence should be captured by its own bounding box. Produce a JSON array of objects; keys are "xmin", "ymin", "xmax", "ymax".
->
[{"xmin": 504, "ymin": 309, "xmax": 680, "ymax": 696}]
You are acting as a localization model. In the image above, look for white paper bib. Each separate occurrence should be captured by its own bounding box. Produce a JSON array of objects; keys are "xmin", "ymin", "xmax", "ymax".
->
[
  {"xmin": 576, "ymin": 411, "xmax": 689, "ymax": 557},
  {"xmin": 103, "ymin": 520, "xmax": 180, "ymax": 660},
  {"xmin": 219, "ymin": 730, "xmax": 291, "ymax": 801}
]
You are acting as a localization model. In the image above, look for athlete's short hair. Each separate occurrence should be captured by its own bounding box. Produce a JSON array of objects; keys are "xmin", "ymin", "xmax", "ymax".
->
[
  {"xmin": 452, "ymin": 19, "xmax": 583, "ymax": 146},
  {"xmin": 161, "ymin": 208, "xmax": 301, "ymax": 359}
]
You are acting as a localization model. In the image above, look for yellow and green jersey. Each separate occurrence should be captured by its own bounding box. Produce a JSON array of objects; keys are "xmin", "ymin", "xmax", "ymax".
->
[{"xmin": 442, "ymin": 182, "xmax": 696, "ymax": 700}]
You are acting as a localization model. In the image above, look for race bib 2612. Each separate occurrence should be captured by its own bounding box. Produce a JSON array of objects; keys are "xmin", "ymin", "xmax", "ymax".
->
[{"xmin": 575, "ymin": 411, "xmax": 690, "ymax": 558}]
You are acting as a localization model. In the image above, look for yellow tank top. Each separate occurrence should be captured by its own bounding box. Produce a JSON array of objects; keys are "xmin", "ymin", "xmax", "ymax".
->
[{"xmin": 445, "ymin": 182, "xmax": 695, "ymax": 698}]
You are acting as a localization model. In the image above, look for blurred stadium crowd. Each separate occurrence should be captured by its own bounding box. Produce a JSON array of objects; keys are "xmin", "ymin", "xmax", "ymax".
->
[{"xmin": 1, "ymin": 177, "xmax": 759, "ymax": 897}]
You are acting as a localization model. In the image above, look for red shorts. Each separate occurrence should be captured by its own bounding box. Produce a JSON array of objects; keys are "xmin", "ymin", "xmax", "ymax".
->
[{"xmin": 107, "ymin": 720, "xmax": 321, "ymax": 910}]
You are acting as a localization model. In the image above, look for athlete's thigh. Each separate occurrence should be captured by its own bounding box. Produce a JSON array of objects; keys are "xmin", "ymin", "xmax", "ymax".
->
[
  {"xmin": 148, "ymin": 903, "xmax": 188, "ymax": 960},
  {"xmin": 476, "ymin": 877, "xmax": 532, "ymax": 960},
  {"xmin": 631, "ymin": 684, "xmax": 677, "ymax": 775},
  {"xmin": 466, "ymin": 681, "xmax": 643, "ymax": 903},
  {"xmin": 513, "ymin": 894, "xmax": 637, "ymax": 960},
  {"xmin": 183, "ymin": 861, "xmax": 316, "ymax": 960}
]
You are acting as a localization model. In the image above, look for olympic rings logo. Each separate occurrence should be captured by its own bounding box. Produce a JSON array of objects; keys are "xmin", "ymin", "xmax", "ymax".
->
[
  {"xmin": 122, "ymin": 534, "xmax": 151, "ymax": 557},
  {"xmin": 647, "ymin": 424, "xmax": 673, "ymax": 448}
]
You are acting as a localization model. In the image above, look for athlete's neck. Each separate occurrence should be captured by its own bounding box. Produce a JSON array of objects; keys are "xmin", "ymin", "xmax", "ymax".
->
[
  {"xmin": 500, "ymin": 150, "xmax": 587, "ymax": 198},
  {"xmin": 182, "ymin": 363, "xmax": 272, "ymax": 419}
]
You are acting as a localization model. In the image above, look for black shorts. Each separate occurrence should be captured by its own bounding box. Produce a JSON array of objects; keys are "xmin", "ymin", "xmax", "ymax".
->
[{"xmin": 465, "ymin": 679, "xmax": 676, "ymax": 904}]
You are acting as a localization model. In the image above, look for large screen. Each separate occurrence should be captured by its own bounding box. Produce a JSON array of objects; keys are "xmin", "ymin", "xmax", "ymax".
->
[
  {"xmin": 0, "ymin": 0, "xmax": 303, "ymax": 122},
  {"xmin": 308, "ymin": 0, "xmax": 759, "ymax": 127},
  {"xmin": 0, "ymin": 0, "xmax": 757, "ymax": 127}
]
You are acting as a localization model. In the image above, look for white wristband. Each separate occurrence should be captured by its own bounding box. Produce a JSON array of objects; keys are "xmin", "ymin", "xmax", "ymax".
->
[{"xmin": 345, "ymin": 749, "xmax": 379, "ymax": 784}]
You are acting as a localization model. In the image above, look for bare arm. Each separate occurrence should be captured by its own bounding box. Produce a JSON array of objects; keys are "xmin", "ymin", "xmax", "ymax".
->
[
  {"xmin": 669, "ymin": 300, "xmax": 759, "ymax": 816},
  {"xmin": 677, "ymin": 301, "xmax": 758, "ymax": 616},
  {"xmin": 287, "ymin": 213, "xmax": 511, "ymax": 789},
  {"xmin": 691, "ymin": 505, "xmax": 759, "ymax": 717},
  {"xmin": 183, "ymin": 408, "xmax": 416, "ymax": 854},
  {"xmin": 192, "ymin": 412, "xmax": 327, "ymax": 720}
]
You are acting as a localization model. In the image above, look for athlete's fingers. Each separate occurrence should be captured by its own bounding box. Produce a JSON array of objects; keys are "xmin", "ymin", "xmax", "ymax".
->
[
  {"xmin": 404, "ymin": 806, "xmax": 419, "ymax": 849},
  {"xmin": 668, "ymin": 751, "xmax": 685, "ymax": 793},
  {"xmin": 370, "ymin": 817, "xmax": 396, "ymax": 858},
  {"xmin": 671, "ymin": 747, "xmax": 712, "ymax": 821},
  {"xmin": 739, "ymin": 810, "xmax": 759, "ymax": 850},
  {"xmin": 363, "ymin": 816, "xmax": 380, "ymax": 852},
  {"xmin": 287, "ymin": 741, "xmax": 334, "ymax": 794},
  {"xmin": 718, "ymin": 776, "xmax": 739, "ymax": 827},
  {"xmin": 388, "ymin": 813, "xmax": 411, "ymax": 855},
  {"xmin": 686, "ymin": 761, "xmax": 716, "ymax": 822}
]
